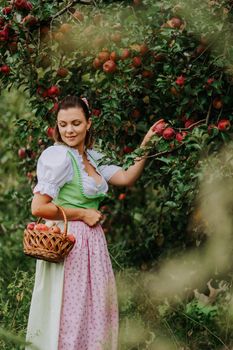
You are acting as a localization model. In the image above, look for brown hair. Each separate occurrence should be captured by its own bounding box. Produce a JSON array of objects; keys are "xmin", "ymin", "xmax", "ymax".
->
[{"xmin": 54, "ymin": 95, "xmax": 94, "ymax": 149}]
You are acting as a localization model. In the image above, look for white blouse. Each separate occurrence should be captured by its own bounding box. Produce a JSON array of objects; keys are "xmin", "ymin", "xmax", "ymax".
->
[{"xmin": 33, "ymin": 144, "xmax": 122, "ymax": 199}]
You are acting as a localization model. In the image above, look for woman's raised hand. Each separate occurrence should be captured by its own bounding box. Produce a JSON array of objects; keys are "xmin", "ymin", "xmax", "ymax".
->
[
  {"xmin": 81, "ymin": 208, "xmax": 104, "ymax": 227},
  {"xmin": 141, "ymin": 118, "xmax": 166, "ymax": 147}
]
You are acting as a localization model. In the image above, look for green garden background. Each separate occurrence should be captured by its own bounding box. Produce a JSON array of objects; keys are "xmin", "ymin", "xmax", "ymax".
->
[{"xmin": 1, "ymin": 0, "xmax": 233, "ymax": 348}]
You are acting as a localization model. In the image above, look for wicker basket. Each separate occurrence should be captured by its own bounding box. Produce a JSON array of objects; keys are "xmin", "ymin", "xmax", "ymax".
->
[{"xmin": 23, "ymin": 206, "xmax": 75, "ymax": 263}]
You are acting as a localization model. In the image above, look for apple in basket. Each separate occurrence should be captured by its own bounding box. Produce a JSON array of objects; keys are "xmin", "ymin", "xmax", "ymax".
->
[
  {"xmin": 34, "ymin": 223, "xmax": 49, "ymax": 231},
  {"xmin": 49, "ymin": 225, "xmax": 61, "ymax": 234},
  {"xmin": 67, "ymin": 234, "xmax": 76, "ymax": 244},
  {"xmin": 27, "ymin": 222, "xmax": 36, "ymax": 230}
]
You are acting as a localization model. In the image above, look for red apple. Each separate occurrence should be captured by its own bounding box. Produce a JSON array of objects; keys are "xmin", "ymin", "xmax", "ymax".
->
[
  {"xmin": 47, "ymin": 85, "xmax": 60, "ymax": 97},
  {"xmin": 92, "ymin": 57, "xmax": 102, "ymax": 69},
  {"xmin": 176, "ymin": 131, "xmax": 187, "ymax": 142},
  {"xmin": 120, "ymin": 48, "xmax": 131, "ymax": 60},
  {"xmin": 14, "ymin": 0, "xmax": 27, "ymax": 10},
  {"xmin": 217, "ymin": 119, "xmax": 231, "ymax": 132},
  {"xmin": 46, "ymin": 127, "xmax": 55, "ymax": 138},
  {"xmin": 49, "ymin": 225, "xmax": 61, "ymax": 234},
  {"xmin": 0, "ymin": 28, "xmax": 9, "ymax": 41},
  {"xmin": 49, "ymin": 102, "xmax": 59, "ymax": 113},
  {"xmin": 92, "ymin": 109, "xmax": 101, "ymax": 117},
  {"xmin": 207, "ymin": 78, "xmax": 214, "ymax": 85},
  {"xmin": 67, "ymin": 234, "xmax": 76, "ymax": 243},
  {"xmin": 2, "ymin": 6, "xmax": 12, "ymax": 15},
  {"xmin": 57, "ymin": 67, "xmax": 69, "ymax": 77},
  {"xmin": 27, "ymin": 222, "xmax": 36, "ymax": 230},
  {"xmin": 152, "ymin": 121, "xmax": 166, "ymax": 136},
  {"xmin": 22, "ymin": 14, "xmax": 37, "ymax": 26},
  {"xmin": 176, "ymin": 75, "xmax": 185, "ymax": 86},
  {"xmin": 0, "ymin": 65, "xmax": 10, "ymax": 75},
  {"xmin": 123, "ymin": 146, "xmax": 134, "ymax": 154},
  {"xmin": 140, "ymin": 44, "xmax": 148, "ymax": 55},
  {"xmin": 162, "ymin": 127, "xmax": 176, "ymax": 140},
  {"xmin": 36, "ymin": 86, "xmax": 48, "ymax": 98},
  {"xmin": 132, "ymin": 56, "xmax": 142, "ymax": 67},
  {"xmin": 36, "ymin": 86, "xmax": 44, "ymax": 96},
  {"xmin": 18, "ymin": 147, "xmax": 26, "ymax": 158},
  {"xmin": 25, "ymin": 1, "xmax": 33, "ymax": 11},
  {"xmin": 98, "ymin": 51, "xmax": 110, "ymax": 63},
  {"xmin": 103, "ymin": 60, "xmax": 117, "ymax": 73},
  {"xmin": 34, "ymin": 223, "xmax": 49, "ymax": 231},
  {"xmin": 118, "ymin": 193, "xmax": 126, "ymax": 200},
  {"xmin": 213, "ymin": 98, "xmax": 223, "ymax": 110},
  {"xmin": 14, "ymin": 0, "xmax": 32, "ymax": 11},
  {"xmin": 110, "ymin": 51, "xmax": 118, "ymax": 62}
]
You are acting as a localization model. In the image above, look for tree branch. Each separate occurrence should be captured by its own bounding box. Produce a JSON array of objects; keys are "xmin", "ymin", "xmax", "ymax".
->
[
  {"xmin": 140, "ymin": 144, "xmax": 185, "ymax": 160},
  {"xmin": 175, "ymin": 119, "xmax": 206, "ymax": 131},
  {"xmin": 52, "ymin": 0, "xmax": 79, "ymax": 20},
  {"xmin": 206, "ymin": 102, "xmax": 212, "ymax": 125}
]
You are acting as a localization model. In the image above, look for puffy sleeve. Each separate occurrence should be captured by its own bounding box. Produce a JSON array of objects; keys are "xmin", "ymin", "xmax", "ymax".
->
[
  {"xmin": 87, "ymin": 149, "xmax": 122, "ymax": 182},
  {"xmin": 33, "ymin": 145, "xmax": 73, "ymax": 199}
]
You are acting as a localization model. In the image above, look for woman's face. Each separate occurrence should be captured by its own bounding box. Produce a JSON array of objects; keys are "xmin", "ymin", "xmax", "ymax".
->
[{"xmin": 57, "ymin": 107, "xmax": 91, "ymax": 149}]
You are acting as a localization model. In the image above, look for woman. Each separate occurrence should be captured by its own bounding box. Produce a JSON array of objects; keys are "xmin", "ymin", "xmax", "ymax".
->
[{"xmin": 25, "ymin": 95, "xmax": 163, "ymax": 350}]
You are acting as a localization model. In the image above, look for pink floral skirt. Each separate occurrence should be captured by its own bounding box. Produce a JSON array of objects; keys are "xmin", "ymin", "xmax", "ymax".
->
[{"xmin": 58, "ymin": 221, "xmax": 119, "ymax": 350}]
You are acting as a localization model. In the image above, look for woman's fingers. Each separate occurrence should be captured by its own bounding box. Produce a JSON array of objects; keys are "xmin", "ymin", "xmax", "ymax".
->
[
  {"xmin": 152, "ymin": 118, "xmax": 165, "ymax": 129},
  {"xmin": 92, "ymin": 210, "xmax": 104, "ymax": 226}
]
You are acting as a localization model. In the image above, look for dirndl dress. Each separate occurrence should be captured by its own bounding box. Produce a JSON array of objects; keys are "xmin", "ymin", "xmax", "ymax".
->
[{"xmin": 25, "ymin": 144, "xmax": 122, "ymax": 350}]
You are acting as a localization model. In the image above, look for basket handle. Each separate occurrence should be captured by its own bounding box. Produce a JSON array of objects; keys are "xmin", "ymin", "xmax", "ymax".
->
[{"xmin": 36, "ymin": 205, "xmax": 68, "ymax": 236}]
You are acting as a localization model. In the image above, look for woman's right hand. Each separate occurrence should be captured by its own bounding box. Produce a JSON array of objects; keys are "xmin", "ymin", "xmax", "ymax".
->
[{"xmin": 81, "ymin": 208, "xmax": 103, "ymax": 227}]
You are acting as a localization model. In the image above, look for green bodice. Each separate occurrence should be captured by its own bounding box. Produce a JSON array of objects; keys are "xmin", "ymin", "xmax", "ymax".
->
[{"xmin": 53, "ymin": 151, "xmax": 107, "ymax": 210}]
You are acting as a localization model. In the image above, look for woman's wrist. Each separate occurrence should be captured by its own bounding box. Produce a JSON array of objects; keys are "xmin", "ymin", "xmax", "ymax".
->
[
  {"xmin": 140, "ymin": 140, "xmax": 147, "ymax": 148},
  {"xmin": 76, "ymin": 208, "xmax": 85, "ymax": 220},
  {"xmin": 140, "ymin": 135, "xmax": 151, "ymax": 148}
]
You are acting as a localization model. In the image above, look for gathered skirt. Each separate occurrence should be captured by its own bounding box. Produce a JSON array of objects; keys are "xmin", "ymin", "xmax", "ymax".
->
[{"xmin": 25, "ymin": 220, "xmax": 119, "ymax": 350}]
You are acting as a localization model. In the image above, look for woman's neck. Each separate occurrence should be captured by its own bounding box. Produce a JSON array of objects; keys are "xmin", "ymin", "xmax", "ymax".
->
[
  {"xmin": 56, "ymin": 141, "xmax": 87, "ymax": 156},
  {"xmin": 74, "ymin": 144, "xmax": 86, "ymax": 156}
]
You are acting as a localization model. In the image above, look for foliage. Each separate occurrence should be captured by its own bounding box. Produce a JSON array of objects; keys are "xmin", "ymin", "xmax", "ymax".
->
[
  {"xmin": 1, "ymin": 0, "xmax": 233, "ymax": 348},
  {"xmin": 116, "ymin": 268, "xmax": 233, "ymax": 350}
]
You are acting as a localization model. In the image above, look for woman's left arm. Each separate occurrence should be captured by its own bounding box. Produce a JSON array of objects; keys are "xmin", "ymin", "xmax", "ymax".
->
[{"xmin": 109, "ymin": 119, "xmax": 164, "ymax": 187}]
